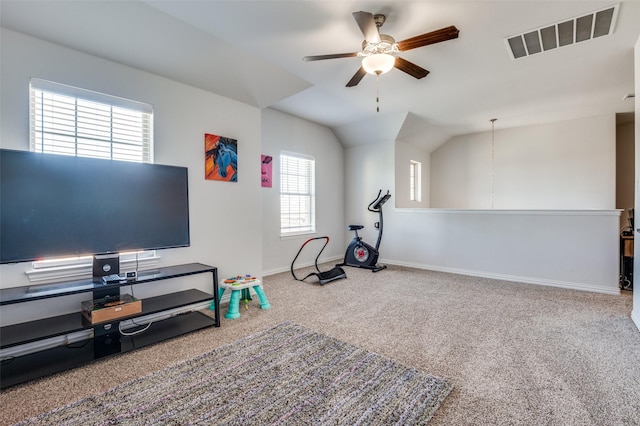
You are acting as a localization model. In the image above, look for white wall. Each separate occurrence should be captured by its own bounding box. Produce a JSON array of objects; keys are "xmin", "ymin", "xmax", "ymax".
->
[
  {"xmin": 431, "ymin": 115, "xmax": 616, "ymax": 209},
  {"xmin": 261, "ymin": 108, "xmax": 345, "ymax": 275},
  {"xmin": 395, "ymin": 140, "xmax": 430, "ymax": 208},
  {"xmin": 344, "ymin": 142, "xmax": 395, "ymax": 250},
  {"xmin": 346, "ymin": 141, "xmax": 620, "ymax": 295},
  {"xmin": 430, "ymin": 132, "xmax": 491, "ymax": 209},
  {"xmin": 0, "ymin": 28, "xmax": 262, "ymax": 322}
]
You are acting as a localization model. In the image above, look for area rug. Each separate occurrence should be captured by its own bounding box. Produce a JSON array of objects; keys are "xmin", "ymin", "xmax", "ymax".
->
[{"xmin": 16, "ymin": 322, "xmax": 452, "ymax": 425}]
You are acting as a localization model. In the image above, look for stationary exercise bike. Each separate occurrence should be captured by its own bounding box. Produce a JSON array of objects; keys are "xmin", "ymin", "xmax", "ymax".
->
[{"xmin": 338, "ymin": 190, "xmax": 391, "ymax": 272}]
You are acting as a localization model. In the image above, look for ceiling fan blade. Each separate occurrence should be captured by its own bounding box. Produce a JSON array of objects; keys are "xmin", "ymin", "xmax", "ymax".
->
[
  {"xmin": 397, "ymin": 25, "xmax": 460, "ymax": 51},
  {"xmin": 352, "ymin": 11, "xmax": 380, "ymax": 44},
  {"xmin": 394, "ymin": 57, "xmax": 430, "ymax": 79},
  {"xmin": 303, "ymin": 52, "xmax": 359, "ymax": 61},
  {"xmin": 346, "ymin": 67, "xmax": 367, "ymax": 87}
]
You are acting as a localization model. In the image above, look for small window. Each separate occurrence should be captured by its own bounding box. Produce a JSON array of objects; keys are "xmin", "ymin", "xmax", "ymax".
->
[
  {"xmin": 280, "ymin": 152, "xmax": 315, "ymax": 235},
  {"xmin": 30, "ymin": 78, "xmax": 153, "ymax": 163},
  {"xmin": 410, "ymin": 160, "xmax": 422, "ymax": 202}
]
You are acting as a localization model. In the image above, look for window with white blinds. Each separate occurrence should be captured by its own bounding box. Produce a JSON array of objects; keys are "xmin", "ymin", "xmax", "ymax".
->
[
  {"xmin": 280, "ymin": 152, "xmax": 315, "ymax": 235},
  {"xmin": 409, "ymin": 160, "xmax": 422, "ymax": 202},
  {"xmin": 26, "ymin": 79, "xmax": 156, "ymax": 281},
  {"xmin": 29, "ymin": 78, "xmax": 153, "ymax": 163}
]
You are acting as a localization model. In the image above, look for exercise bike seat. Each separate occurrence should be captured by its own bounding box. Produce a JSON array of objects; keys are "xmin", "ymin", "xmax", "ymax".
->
[{"xmin": 348, "ymin": 225, "xmax": 364, "ymax": 231}]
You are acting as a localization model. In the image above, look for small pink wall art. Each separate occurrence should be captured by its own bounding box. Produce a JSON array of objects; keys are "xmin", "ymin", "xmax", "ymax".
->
[{"xmin": 261, "ymin": 155, "xmax": 273, "ymax": 188}]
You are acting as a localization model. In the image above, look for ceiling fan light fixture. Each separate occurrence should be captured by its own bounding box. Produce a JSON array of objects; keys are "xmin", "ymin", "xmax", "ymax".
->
[{"xmin": 362, "ymin": 53, "xmax": 396, "ymax": 75}]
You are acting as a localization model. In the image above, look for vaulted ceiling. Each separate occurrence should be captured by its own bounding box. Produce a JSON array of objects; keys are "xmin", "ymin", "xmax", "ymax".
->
[{"xmin": 1, "ymin": 1, "xmax": 639, "ymax": 150}]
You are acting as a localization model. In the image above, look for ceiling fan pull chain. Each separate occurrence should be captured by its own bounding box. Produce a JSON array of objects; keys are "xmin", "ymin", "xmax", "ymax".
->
[{"xmin": 376, "ymin": 72, "xmax": 380, "ymax": 112}]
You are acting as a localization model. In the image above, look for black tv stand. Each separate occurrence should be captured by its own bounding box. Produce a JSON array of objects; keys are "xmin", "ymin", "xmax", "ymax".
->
[{"xmin": 0, "ymin": 263, "xmax": 219, "ymax": 389}]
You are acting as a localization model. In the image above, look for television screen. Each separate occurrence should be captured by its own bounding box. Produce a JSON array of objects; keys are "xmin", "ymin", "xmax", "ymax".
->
[{"xmin": 1, "ymin": 149, "xmax": 190, "ymax": 264}]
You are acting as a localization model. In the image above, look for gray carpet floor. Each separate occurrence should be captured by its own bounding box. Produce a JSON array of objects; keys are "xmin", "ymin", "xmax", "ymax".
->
[{"xmin": 1, "ymin": 265, "xmax": 638, "ymax": 425}]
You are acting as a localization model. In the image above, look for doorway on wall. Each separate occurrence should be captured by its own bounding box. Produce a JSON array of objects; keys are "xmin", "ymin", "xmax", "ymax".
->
[{"xmin": 616, "ymin": 112, "xmax": 635, "ymax": 291}]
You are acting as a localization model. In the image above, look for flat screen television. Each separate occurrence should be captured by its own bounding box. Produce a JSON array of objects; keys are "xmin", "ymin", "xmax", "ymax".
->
[{"xmin": 0, "ymin": 149, "xmax": 190, "ymax": 264}]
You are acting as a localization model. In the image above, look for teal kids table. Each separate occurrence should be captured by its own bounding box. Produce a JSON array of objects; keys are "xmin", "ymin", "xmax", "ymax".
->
[{"xmin": 211, "ymin": 276, "xmax": 271, "ymax": 319}]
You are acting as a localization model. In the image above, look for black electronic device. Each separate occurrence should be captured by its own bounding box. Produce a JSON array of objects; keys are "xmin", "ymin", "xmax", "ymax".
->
[
  {"xmin": 93, "ymin": 254, "xmax": 120, "ymax": 278},
  {"xmin": 94, "ymin": 322, "xmax": 122, "ymax": 358},
  {"xmin": 102, "ymin": 274, "xmax": 125, "ymax": 284},
  {"xmin": 0, "ymin": 149, "xmax": 190, "ymax": 264},
  {"xmin": 337, "ymin": 190, "xmax": 391, "ymax": 272}
]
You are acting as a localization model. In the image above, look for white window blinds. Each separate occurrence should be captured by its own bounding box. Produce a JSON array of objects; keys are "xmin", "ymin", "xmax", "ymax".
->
[
  {"xmin": 29, "ymin": 78, "xmax": 153, "ymax": 163},
  {"xmin": 280, "ymin": 152, "xmax": 315, "ymax": 235},
  {"xmin": 26, "ymin": 79, "xmax": 156, "ymax": 280}
]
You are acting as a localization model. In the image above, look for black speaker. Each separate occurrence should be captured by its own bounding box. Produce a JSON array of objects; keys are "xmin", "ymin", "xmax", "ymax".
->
[
  {"xmin": 94, "ymin": 322, "xmax": 122, "ymax": 358},
  {"xmin": 92, "ymin": 254, "xmax": 120, "ymax": 277}
]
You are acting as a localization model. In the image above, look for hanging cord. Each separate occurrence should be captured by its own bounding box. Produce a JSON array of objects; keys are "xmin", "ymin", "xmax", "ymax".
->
[
  {"xmin": 119, "ymin": 321, "xmax": 152, "ymax": 336},
  {"xmin": 118, "ymin": 278, "xmax": 153, "ymax": 336},
  {"xmin": 376, "ymin": 71, "xmax": 381, "ymax": 112},
  {"xmin": 490, "ymin": 118, "xmax": 497, "ymax": 209}
]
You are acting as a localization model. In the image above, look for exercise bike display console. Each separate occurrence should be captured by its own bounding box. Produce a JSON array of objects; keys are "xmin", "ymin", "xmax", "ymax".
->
[{"xmin": 338, "ymin": 190, "xmax": 391, "ymax": 272}]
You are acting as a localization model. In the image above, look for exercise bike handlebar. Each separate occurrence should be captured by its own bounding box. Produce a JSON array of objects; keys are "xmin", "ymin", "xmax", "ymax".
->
[
  {"xmin": 368, "ymin": 190, "xmax": 391, "ymax": 250},
  {"xmin": 368, "ymin": 190, "xmax": 391, "ymax": 212}
]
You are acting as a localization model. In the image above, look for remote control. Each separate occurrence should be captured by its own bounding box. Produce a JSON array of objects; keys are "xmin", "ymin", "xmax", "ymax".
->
[{"xmin": 102, "ymin": 274, "xmax": 124, "ymax": 284}]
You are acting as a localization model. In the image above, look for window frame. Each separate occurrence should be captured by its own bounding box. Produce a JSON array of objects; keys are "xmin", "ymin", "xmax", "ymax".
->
[
  {"xmin": 26, "ymin": 79, "xmax": 157, "ymax": 281},
  {"xmin": 29, "ymin": 78, "xmax": 153, "ymax": 163},
  {"xmin": 279, "ymin": 151, "xmax": 316, "ymax": 236},
  {"xmin": 409, "ymin": 160, "xmax": 422, "ymax": 202}
]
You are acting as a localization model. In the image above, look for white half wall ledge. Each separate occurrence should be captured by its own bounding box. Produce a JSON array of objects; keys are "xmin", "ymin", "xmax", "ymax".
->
[
  {"xmin": 382, "ymin": 260, "xmax": 620, "ymax": 295},
  {"xmin": 368, "ymin": 208, "xmax": 620, "ymax": 295},
  {"xmin": 394, "ymin": 208, "xmax": 622, "ymax": 216}
]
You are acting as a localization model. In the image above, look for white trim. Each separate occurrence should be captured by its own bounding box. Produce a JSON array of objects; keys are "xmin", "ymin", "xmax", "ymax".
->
[
  {"xmin": 409, "ymin": 160, "xmax": 421, "ymax": 202},
  {"xmin": 381, "ymin": 258, "xmax": 620, "ymax": 295},
  {"xmin": 280, "ymin": 151, "xmax": 316, "ymax": 235},
  {"xmin": 632, "ymin": 309, "xmax": 640, "ymax": 332},
  {"xmin": 280, "ymin": 150, "xmax": 315, "ymax": 162},
  {"xmin": 394, "ymin": 208, "xmax": 622, "ymax": 216},
  {"xmin": 279, "ymin": 231, "xmax": 318, "ymax": 239},
  {"xmin": 30, "ymin": 78, "xmax": 153, "ymax": 114},
  {"xmin": 29, "ymin": 78, "xmax": 154, "ymax": 163}
]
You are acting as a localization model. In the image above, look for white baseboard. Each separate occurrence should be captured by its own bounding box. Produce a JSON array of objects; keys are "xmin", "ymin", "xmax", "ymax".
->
[
  {"xmin": 381, "ymin": 258, "xmax": 620, "ymax": 295},
  {"xmin": 632, "ymin": 309, "xmax": 640, "ymax": 332}
]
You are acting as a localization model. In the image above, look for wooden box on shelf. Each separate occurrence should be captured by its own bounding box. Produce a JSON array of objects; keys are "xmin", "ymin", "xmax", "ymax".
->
[
  {"xmin": 82, "ymin": 294, "xmax": 142, "ymax": 324},
  {"xmin": 622, "ymin": 235, "xmax": 634, "ymax": 257}
]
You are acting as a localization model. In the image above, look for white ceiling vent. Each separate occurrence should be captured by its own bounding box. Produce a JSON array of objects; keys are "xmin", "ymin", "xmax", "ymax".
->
[{"xmin": 506, "ymin": 4, "xmax": 619, "ymax": 59}]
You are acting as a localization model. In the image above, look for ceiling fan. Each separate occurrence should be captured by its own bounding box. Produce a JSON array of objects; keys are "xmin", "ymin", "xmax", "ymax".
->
[{"xmin": 303, "ymin": 11, "xmax": 459, "ymax": 87}]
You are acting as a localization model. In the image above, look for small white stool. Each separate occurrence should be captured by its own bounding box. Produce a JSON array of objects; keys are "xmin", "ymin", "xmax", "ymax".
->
[{"xmin": 211, "ymin": 279, "xmax": 271, "ymax": 320}]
